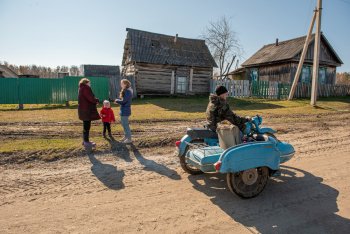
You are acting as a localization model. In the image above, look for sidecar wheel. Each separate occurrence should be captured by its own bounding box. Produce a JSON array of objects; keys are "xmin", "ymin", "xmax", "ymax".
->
[
  {"xmin": 180, "ymin": 156, "xmax": 203, "ymax": 175},
  {"xmin": 180, "ymin": 140, "xmax": 204, "ymax": 175},
  {"xmin": 227, "ymin": 167, "xmax": 269, "ymax": 199}
]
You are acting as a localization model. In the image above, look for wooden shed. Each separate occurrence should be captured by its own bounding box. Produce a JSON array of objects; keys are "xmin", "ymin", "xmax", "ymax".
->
[
  {"xmin": 230, "ymin": 33, "xmax": 343, "ymax": 84},
  {"xmin": 121, "ymin": 28, "xmax": 217, "ymax": 96},
  {"xmin": 80, "ymin": 64, "xmax": 121, "ymax": 99}
]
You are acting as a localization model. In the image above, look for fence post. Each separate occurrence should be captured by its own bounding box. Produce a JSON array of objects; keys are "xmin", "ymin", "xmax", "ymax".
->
[{"xmin": 16, "ymin": 78, "xmax": 23, "ymax": 110}]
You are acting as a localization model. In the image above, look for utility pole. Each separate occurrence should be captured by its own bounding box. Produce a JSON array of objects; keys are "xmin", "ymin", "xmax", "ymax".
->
[
  {"xmin": 310, "ymin": 0, "xmax": 322, "ymax": 106},
  {"xmin": 288, "ymin": 9, "xmax": 317, "ymax": 100}
]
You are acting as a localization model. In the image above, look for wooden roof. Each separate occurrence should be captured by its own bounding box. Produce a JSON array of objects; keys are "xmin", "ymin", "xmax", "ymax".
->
[
  {"xmin": 241, "ymin": 33, "xmax": 343, "ymax": 67},
  {"xmin": 0, "ymin": 65, "xmax": 18, "ymax": 78},
  {"xmin": 228, "ymin": 67, "xmax": 245, "ymax": 75},
  {"xmin": 122, "ymin": 28, "xmax": 217, "ymax": 68},
  {"xmin": 81, "ymin": 64, "xmax": 120, "ymax": 77}
]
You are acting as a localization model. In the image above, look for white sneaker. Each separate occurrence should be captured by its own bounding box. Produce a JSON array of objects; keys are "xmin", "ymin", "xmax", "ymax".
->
[{"xmin": 123, "ymin": 138, "xmax": 132, "ymax": 144}]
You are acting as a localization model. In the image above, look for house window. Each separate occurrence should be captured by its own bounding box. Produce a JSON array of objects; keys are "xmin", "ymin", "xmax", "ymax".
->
[
  {"xmin": 319, "ymin": 67, "xmax": 326, "ymax": 84},
  {"xmin": 300, "ymin": 65, "xmax": 311, "ymax": 83},
  {"xmin": 176, "ymin": 77, "xmax": 187, "ymax": 94},
  {"xmin": 299, "ymin": 66, "xmax": 326, "ymax": 84},
  {"xmin": 250, "ymin": 69, "xmax": 258, "ymax": 82}
]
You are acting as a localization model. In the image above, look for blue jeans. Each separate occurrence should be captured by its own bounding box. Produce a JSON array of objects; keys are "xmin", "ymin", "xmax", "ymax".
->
[{"xmin": 120, "ymin": 116, "xmax": 131, "ymax": 139}]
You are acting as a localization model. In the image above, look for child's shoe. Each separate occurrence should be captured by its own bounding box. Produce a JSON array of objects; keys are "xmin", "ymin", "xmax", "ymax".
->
[
  {"xmin": 120, "ymin": 136, "xmax": 127, "ymax": 142},
  {"xmin": 123, "ymin": 138, "xmax": 132, "ymax": 144},
  {"xmin": 83, "ymin": 141, "xmax": 92, "ymax": 148}
]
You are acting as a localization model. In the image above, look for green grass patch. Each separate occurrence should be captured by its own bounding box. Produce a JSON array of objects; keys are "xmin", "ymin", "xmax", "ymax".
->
[{"xmin": 0, "ymin": 138, "xmax": 81, "ymax": 153}]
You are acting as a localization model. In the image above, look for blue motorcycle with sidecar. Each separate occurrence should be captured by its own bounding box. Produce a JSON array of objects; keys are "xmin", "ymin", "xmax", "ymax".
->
[{"xmin": 175, "ymin": 115, "xmax": 295, "ymax": 198}]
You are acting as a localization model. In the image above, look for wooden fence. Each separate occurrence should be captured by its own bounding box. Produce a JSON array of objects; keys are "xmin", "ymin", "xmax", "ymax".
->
[{"xmin": 210, "ymin": 79, "xmax": 350, "ymax": 99}]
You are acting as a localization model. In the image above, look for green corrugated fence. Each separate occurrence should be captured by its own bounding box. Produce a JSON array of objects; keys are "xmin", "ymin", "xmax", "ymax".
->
[
  {"xmin": 0, "ymin": 78, "xmax": 19, "ymax": 104},
  {"xmin": 0, "ymin": 76, "xmax": 109, "ymax": 104}
]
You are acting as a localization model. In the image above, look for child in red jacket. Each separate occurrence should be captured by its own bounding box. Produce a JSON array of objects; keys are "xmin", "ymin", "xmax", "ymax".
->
[{"xmin": 100, "ymin": 100, "xmax": 115, "ymax": 137}]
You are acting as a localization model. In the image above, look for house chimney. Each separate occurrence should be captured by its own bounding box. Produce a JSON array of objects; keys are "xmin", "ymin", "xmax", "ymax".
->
[
  {"xmin": 174, "ymin": 34, "xmax": 178, "ymax": 43},
  {"xmin": 276, "ymin": 38, "xmax": 279, "ymax": 46}
]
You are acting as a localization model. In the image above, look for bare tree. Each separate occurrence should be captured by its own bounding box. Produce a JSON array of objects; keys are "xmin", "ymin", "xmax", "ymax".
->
[
  {"xmin": 203, "ymin": 16, "xmax": 242, "ymax": 79},
  {"xmin": 336, "ymin": 72, "xmax": 350, "ymax": 84},
  {"xmin": 1, "ymin": 61, "xmax": 81, "ymax": 78},
  {"xmin": 69, "ymin": 65, "xmax": 80, "ymax": 76}
]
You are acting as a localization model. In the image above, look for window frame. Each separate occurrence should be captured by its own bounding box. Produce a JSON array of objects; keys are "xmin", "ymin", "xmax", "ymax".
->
[
  {"xmin": 176, "ymin": 76, "xmax": 187, "ymax": 94},
  {"xmin": 319, "ymin": 67, "xmax": 327, "ymax": 84},
  {"xmin": 250, "ymin": 68, "xmax": 258, "ymax": 82}
]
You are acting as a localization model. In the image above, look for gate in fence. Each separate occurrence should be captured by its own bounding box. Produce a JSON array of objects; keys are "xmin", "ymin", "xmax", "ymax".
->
[{"xmin": 0, "ymin": 76, "xmax": 109, "ymax": 104}]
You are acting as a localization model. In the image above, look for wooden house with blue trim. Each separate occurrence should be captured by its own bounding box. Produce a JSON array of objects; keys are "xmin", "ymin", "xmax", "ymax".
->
[{"xmin": 230, "ymin": 33, "xmax": 343, "ymax": 84}]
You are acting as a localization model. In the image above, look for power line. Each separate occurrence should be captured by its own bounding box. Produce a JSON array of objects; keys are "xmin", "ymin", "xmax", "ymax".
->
[{"xmin": 335, "ymin": 0, "xmax": 350, "ymax": 5}]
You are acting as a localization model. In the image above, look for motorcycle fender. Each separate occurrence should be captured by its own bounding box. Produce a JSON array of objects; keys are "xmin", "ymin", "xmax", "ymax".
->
[
  {"xmin": 218, "ymin": 142, "xmax": 280, "ymax": 173},
  {"xmin": 259, "ymin": 127, "xmax": 277, "ymax": 134},
  {"xmin": 178, "ymin": 135, "xmax": 192, "ymax": 157}
]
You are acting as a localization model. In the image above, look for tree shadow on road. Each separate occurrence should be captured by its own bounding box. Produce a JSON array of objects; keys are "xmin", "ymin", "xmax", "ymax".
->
[
  {"xmin": 129, "ymin": 143, "xmax": 181, "ymax": 180},
  {"xmin": 88, "ymin": 152, "xmax": 125, "ymax": 190},
  {"xmin": 187, "ymin": 166, "xmax": 350, "ymax": 233}
]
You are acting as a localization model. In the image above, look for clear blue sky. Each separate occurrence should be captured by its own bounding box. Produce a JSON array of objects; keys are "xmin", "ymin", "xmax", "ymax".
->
[{"xmin": 1, "ymin": 0, "xmax": 349, "ymax": 72}]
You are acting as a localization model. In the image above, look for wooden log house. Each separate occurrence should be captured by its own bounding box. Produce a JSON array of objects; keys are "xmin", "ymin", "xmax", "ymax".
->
[
  {"xmin": 229, "ymin": 33, "xmax": 343, "ymax": 84},
  {"xmin": 121, "ymin": 28, "xmax": 217, "ymax": 96}
]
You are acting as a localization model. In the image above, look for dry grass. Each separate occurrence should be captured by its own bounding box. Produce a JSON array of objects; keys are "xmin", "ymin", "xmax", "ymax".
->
[{"xmin": 1, "ymin": 96, "xmax": 349, "ymax": 122}]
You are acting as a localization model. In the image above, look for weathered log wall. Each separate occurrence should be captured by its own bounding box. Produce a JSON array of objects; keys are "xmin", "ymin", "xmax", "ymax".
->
[
  {"xmin": 257, "ymin": 63, "xmax": 292, "ymax": 83},
  {"xmin": 122, "ymin": 63, "xmax": 212, "ymax": 95}
]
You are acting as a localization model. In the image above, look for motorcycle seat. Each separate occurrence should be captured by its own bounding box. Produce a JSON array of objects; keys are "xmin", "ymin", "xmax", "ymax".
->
[{"xmin": 187, "ymin": 128, "xmax": 218, "ymax": 139}]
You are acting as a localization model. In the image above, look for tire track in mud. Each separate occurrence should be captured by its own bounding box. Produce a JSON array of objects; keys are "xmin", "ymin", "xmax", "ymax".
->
[
  {"xmin": 1, "ymin": 111, "xmax": 349, "ymax": 140},
  {"xmin": 0, "ymin": 120, "xmax": 196, "ymax": 140},
  {"xmin": 1, "ymin": 112, "xmax": 349, "ymax": 164}
]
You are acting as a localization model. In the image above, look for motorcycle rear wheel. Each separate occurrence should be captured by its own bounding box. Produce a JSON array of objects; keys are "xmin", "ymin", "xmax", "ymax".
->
[{"xmin": 227, "ymin": 167, "xmax": 269, "ymax": 198}]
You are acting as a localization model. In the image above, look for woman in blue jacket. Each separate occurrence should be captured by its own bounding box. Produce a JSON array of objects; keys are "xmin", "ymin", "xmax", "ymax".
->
[{"xmin": 115, "ymin": 79, "xmax": 133, "ymax": 143}]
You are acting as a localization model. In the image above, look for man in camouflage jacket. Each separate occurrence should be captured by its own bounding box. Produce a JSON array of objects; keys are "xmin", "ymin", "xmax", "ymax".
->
[{"xmin": 206, "ymin": 86, "xmax": 248, "ymax": 132}]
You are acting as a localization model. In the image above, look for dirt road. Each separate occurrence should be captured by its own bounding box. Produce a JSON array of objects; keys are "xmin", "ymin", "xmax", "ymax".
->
[{"xmin": 1, "ymin": 113, "xmax": 350, "ymax": 233}]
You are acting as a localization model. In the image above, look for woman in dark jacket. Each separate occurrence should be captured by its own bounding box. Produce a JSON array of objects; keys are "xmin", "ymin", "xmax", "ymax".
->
[{"xmin": 78, "ymin": 78, "xmax": 100, "ymax": 147}]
